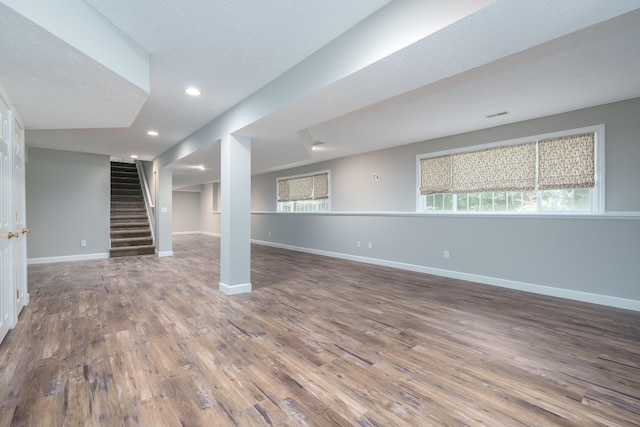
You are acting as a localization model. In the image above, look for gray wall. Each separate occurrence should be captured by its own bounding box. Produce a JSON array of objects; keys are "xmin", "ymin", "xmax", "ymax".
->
[
  {"xmin": 250, "ymin": 98, "xmax": 640, "ymax": 307},
  {"xmin": 252, "ymin": 98, "xmax": 640, "ymax": 213},
  {"xmin": 200, "ymin": 182, "xmax": 221, "ymax": 235},
  {"xmin": 252, "ymin": 213, "xmax": 640, "ymax": 302},
  {"xmin": 154, "ymin": 166, "xmax": 173, "ymax": 254},
  {"xmin": 26, "ymin": 148, "xmax": 110, "ymax": 259},
  {"xmin": 172, "ymin": 191, "xmax": 200, "ymax": 233}
]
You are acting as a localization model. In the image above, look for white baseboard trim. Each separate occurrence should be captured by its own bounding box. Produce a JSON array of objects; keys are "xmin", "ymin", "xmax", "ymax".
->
[
  {"xmin": 28, "ymin": 253, "xmax": 110, "ymax": 265},
  {"xmin": 156, "ymin": 250, "xmax": 174, "ymax": 257},
  {"xmin": 219, "ymin": 281, "xmax": 252, "ymax": 295},
  {"xmin": 172, "ymin": 231, "xmax": 220, "ymax": 237},
  {"xmin": 252, "ymin": 239, "xmax": 640, "ymax": 312}
]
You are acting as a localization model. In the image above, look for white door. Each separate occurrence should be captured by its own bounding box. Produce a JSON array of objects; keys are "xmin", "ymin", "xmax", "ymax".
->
[
  {"xmin": 0, "ymin": 94, "xmax": 12, "ymax": 342},
  {"xmin": 13, "ymin": 115, "xmax": 27, "ymax": 318}
]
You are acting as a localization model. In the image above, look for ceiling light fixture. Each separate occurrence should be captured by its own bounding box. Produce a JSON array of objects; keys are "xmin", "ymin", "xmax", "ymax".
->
[
  {"xmin": 312, "ymin": 141, "xmax": 324, "ymax": 151},
  {"xmin": 185, "ymin": 87, "xmax": 202, "ymax": 96},
  {"xmin": 130, "ymin": 155, "xmax": 139, "ymax": 159},
  {"xmin": 147, "ymin": 130, "xmax": 159, "ymax": 136}
]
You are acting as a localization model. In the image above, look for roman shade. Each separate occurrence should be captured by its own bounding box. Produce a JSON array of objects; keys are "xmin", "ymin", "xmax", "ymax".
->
[
  {"xmin": 420, "ymin": 143, "xmax": 536, "ymax": 195},
  {"xmin": 452, "ymin": 143, "xmax": 536, "ymax": 193},
  {"xmin": 538, "ymin": 132, "xmax": 595, "ymax": 190},
  {"xmin": 419, "ymin": 155, "xmax": 451, "ymax": 195},
  {"xmin": 277, "ymin": 173, "xmax": 329, "ymax": 202}
]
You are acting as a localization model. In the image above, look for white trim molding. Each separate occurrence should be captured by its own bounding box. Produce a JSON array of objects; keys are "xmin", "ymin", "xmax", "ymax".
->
[
  {"xmin": 156, "ymin": 250, "xmax": 174, "ymax": 257},
  {"xmin": 252, "ymin": 239, "xmax": 640, "ymax": 312},
  {"xmin": 219, "ymin": 282, "xmax": 252, "ymax": 295},
  {"xmin": 28, "ymin": 253, "xmax": 109, "ymax": 265},
  {"xmin": 172, "ymin": 231, "xmax": 201, "ymax": 235},
  {"xmin": 605, "ymin": 211, "xmax": 640, "ymax": 218}
]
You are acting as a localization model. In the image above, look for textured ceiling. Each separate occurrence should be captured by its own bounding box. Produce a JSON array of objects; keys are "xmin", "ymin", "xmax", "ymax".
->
[
  {"xmin": 1, "ymin": 0, "xmax": 639, "ymax": 190},
  {"xmin": 0, "ymin": 2, "xmax": 149, "ymax": 129}
]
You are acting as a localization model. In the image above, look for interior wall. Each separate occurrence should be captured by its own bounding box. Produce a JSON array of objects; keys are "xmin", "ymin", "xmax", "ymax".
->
[
  {"xmin": 252, "ymin": 213, "xmax": 640, "ymax": 307},
  {"xmin": 172, "ymin": 191, "xmax": 200, "ymax": 233},
  {"xmin": 154, "ymin": 165, "xmax": 173, "ymax": 255},
  {"xmin": 249, "ymin": 98, "xmax": 640, "ymax": 309},
  {"xmin": 26, "ymin": 147, "xmax": 110, "ymax": 260},
  {"xmin": 252, "ymin": 98, "xmax": 640, "ymax": 213},
  {"xmin": 199, "ymin": 182, "xmax": 221, "ymax": 235}
]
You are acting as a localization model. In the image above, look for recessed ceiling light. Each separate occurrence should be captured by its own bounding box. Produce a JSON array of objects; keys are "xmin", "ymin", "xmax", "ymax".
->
[
  {"xmin": 147, "ymin": 130, "xmax": 159, "ymax": 136},
  {"xmin": 312, "ymin": 141, "xmax": 324, "ymax": 151},
  {"xmin": 185, "ymin": 87, "xmax": 202, "ymax": 96},
  {"xmin": 130, "ymin": 155, "xmax": 139, "ymax": 159}
]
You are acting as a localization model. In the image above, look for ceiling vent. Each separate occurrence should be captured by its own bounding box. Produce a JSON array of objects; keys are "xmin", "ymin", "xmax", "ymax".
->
[{"xmin": 485, "ymin": 111, "xmax": 509, "ymax": 119}]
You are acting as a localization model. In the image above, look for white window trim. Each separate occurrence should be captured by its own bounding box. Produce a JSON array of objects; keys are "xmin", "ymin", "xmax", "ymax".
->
[
  {"xmin": 276, "ymin": 169, "xmax": 331, "ymax": 212},
  {"xmin": 416, "ymin": 124, "xmax": 605, "ymax": 215}
]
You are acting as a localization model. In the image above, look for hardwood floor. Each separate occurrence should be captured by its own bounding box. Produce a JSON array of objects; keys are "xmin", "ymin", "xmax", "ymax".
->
[{"xmin": 1, "ymin": 234, "xmax": 639, "ymax": 426}]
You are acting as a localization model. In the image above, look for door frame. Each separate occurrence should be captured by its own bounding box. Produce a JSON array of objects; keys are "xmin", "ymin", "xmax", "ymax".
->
[
  {"xmin": 0, "ymin": 90, "xmax": 14, "ymax": 342},
  {"xmin": 13, "ymin": 113, "xmax": 28, "ymax": 320}
]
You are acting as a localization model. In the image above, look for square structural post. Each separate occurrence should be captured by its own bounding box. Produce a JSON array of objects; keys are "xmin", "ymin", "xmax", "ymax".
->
[{"xmin": 219, "ymin": 134, "xmax": 252, "ymax": 294}]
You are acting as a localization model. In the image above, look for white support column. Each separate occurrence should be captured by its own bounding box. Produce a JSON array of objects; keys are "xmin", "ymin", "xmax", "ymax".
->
[
  {"xmin": 155, "ymin": 166, "xmax": 173, "ymax": 257},
  {"xmin": 219, "ymin": 134, "xmax": 252, "ymax": 295}
]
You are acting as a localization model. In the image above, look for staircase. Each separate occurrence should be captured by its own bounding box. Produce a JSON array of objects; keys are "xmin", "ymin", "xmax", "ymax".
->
[{"xmin": 110, "ymin": 162, "xmax": 155, "ymax": 257}]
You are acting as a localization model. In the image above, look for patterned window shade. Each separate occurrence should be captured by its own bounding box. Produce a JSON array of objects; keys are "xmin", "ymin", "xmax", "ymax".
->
[
  {"xmin": 277, "ymin": 173, "xmax": 329, "ymax": 201},
  {"xmin": 313, "ymin": 173, "xmax": 329, "ymax": 200},
  {"xmin": 451, "ymin": 143, "xmax": 536, "ymax": 193},
  {"xmin": 538, "ymin": 133, "xmax": 595, "ymax": 190},
  {"xmin": 420, "ymin": 156, "xmax": 451, "ymax": 195}
]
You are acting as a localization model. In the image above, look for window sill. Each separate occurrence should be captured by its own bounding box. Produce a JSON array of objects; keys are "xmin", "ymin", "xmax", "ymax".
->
[{"xmin": 251, "ymin": 211, "xmax": 640, "ymax": 220}]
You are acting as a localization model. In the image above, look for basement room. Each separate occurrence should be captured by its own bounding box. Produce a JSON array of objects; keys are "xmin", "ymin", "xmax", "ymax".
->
[{"xmin": 1, "ymin": 1, "xmax": 639, "ymax": 425}]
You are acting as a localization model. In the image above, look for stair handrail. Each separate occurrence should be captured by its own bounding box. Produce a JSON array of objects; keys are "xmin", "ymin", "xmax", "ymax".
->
[{"xmin": 136, "ymin": 160, "xmax": 156, "ymax": 246}]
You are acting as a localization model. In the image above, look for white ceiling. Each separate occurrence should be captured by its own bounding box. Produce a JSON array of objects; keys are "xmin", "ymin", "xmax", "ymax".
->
[{"xmin": 1, "ymin": 0, "xmax": 639, "ymax": 190}]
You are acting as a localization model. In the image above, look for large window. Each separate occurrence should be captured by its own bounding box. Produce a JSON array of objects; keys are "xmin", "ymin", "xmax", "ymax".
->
[
  {"xmin": 417, "ymin": 125, "xmax": 604, "ymax": 214},
  {"xmin": 277, "ymin": 171, "xmax": 330, "ymax": 212}
]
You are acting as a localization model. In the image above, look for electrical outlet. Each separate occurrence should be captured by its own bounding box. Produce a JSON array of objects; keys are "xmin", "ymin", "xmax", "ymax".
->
[
  {"xmin": 368, "ymin": 242, "xmax": 373, "ymax": 249},
  {"xmin": 372, "ymin": 173, "xmax": 380, "ymax": 182},
  {"xmin": 357, "ymin": 241, "xmax": 361, "ymax": 248},
  {"xmin": 81, "ymin": 240, "xmax": 87, "ymax": 247},
  {"xmin": 268, "ymin": 231, "xmax": 271, "ymax": 237},
  {"xmin": 444, "ymin": 250, "xmax": 450, "ymax": 259}
]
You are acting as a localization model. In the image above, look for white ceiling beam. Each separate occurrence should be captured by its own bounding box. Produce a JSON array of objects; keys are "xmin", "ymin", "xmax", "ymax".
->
[
  {"xmin": 1, "ymin": 0, "xmax": 149, "ymax": 92},
  {"xmin": 154, "ymin": 0, "xmax": 493, "ymax": 168}
]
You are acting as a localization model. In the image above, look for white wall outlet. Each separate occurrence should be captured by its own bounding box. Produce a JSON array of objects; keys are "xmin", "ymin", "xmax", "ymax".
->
[
  {"xmin": 372, "ymin": 173, "xmax": 380, "ymax": 182},
  {"xmin": 357, "ymin": 241, "xmax": 361, "ymax": 248},
  {"xmin": 161, "ymin": 207, "xmax": 168, "ymax": 213},
  {"xmin": 81, "ymin": 240, "xmax": 87, "ymax": 247},
  {"xmin": 268, "ymin": 231, "xmax": 271, "ymax": 237},
  {"xmin": 368, "ymin": 242, "xmax": 373, "ymax": 249},
  {"xmin": 444, "ymin": 250, "xmax": 450, "ymax": 259}
]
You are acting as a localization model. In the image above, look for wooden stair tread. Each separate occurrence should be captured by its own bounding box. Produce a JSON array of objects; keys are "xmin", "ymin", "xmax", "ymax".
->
[
  {"xmin": 111, "ymin": 230, "xmax": 151, "ymax": 238},
  {"xmin": 109, "ymin": 245, "xmax": 155, "ymax": 257},
  {"xmin": 111, "ymin": 214, "xmax": 148, "ymax": 219},
  {"xmin": 111, "ymin": 208, "xmax": 146, "ymax": 213},
  {"xmin": 111, "ymin": 237, "xmax": 152, "ymax": 243},
  {"xmin": 111, "ymin": 222, "xmax": 150, "ymax": 228}
]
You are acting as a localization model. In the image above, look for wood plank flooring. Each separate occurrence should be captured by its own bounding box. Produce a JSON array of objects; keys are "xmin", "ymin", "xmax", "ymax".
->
[{"xmin": 1, "ymin": 234, "xmax": 639, "ymax": 426}]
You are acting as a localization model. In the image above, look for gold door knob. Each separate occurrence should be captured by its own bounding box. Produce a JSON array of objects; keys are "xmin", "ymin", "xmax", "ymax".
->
[
  {"xmin": 20, "ymin": 228, "xmax": 30, "ymax": 235},
  {"xmin": 7, "ymin": 232, "xmax": 19, "ymax": 239}
]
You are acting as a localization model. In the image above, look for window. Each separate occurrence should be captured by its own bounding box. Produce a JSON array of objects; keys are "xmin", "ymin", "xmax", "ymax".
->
[
  {"xmin": 277, "ymin": 171, "xmax": 330, "ymax": 212},
  {"xmin": 417, "ymin": 125, "xmax": 604, "ymax": 214}
]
